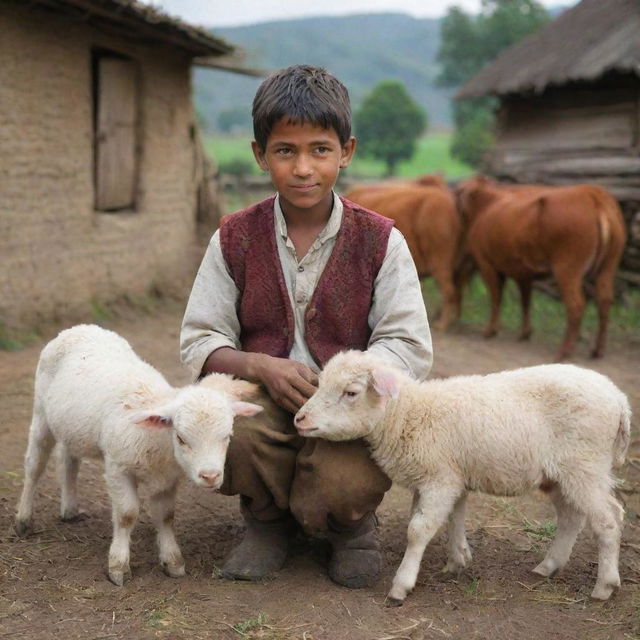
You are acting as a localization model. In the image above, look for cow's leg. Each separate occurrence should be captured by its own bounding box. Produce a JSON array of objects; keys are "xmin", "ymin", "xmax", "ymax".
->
[
  {"xmin": 452, "ymin": 257, "xmax": 474, "ymax": 322},
  {"xmin": 430, "ymin": 264, "xmax": 458, "ymax": 332},
  {"xmin": 553, "ymin": 268, "xmax": 585, "ymax": 360},
  {"xmin": 516, "ymin": 279, "xmax": 533, "ymax": 340},
  {"xmin": 476, "ymin": 259, "xmax": 504, "ymax": 338},
  {"xmin": 590, "ymin": 266, "xmax": 615, "ymax": 359}
]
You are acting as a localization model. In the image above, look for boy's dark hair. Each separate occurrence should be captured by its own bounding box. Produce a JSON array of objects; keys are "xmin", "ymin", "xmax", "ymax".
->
[{"xmin": 252, "ymin": 65, "xmax": 352, "ymax": 149}]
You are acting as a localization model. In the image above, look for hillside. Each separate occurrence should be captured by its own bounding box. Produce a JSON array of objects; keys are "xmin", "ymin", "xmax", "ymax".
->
[{"xmin": 196, "ymin": 13, "xmax": 455, "ymax": 131}]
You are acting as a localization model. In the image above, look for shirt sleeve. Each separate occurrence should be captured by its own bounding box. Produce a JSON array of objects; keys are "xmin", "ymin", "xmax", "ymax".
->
[
  {"xmin": 180, "ymin": 231, "xmax": 241, "ymax": 379},
  {"xmin": 366, "ymin": 228, "xmax": 433, "ymax": 380}
]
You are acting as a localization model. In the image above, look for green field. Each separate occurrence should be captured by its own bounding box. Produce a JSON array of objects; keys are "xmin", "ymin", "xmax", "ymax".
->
[
  {"xmin": 422, "ymin": 275, "xmax": 640, "ymax": 351},
  {"xmin": 203, "ymin": 132, "xmax": 473, "ymax": 181}
]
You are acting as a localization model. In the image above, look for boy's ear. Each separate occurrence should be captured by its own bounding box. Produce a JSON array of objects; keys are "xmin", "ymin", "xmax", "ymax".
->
[
  {"xmin": 251, "ymin": 140, "xmax": 269, "ymax": 172},
  {"xmin": 340, "ymin": 136, "xmax": 357, "ymax": 169}
]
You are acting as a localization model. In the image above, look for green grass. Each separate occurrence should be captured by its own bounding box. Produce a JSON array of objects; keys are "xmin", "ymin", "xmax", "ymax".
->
[
  {"xmin": 348, "ymin": 131, "xmax": 473, "ymax": 180},
  {"xmin": 422, "ymin": 276, "xmax": 640, "ymax": 350},
  {"xmin": 203, "ymin": 131, "xmax": 473, "ymax": 181}
]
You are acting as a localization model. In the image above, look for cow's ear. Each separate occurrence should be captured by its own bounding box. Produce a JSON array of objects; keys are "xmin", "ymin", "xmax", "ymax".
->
[{"xmin": 370, "ymin": 367, "xmax": 400, "ymax": 399}]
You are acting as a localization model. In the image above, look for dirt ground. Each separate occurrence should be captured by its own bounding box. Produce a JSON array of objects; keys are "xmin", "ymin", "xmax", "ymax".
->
[{"xmin": 1, "ymin": 298, "xmax": 639, "ymax": 640}]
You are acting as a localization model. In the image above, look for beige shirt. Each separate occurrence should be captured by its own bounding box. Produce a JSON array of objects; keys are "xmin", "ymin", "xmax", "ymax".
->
[{"xmin": 180, "ymin": 193, "xmax": 433, "ymax": 380}]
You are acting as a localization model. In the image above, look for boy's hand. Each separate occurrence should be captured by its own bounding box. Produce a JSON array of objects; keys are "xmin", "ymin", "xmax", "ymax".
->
[{"xmin": 252, "ymin": 354, "xmax": 318, "ymax": 414}]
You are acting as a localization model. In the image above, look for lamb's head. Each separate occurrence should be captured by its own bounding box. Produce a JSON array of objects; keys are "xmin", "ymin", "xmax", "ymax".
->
[
  {"xmin": 294, "ymin": 351, "xmax": 401, "ymax": 441},
  {"xmin": 133, "ymin": 386, "xmax": 262, "ymax": 489}
]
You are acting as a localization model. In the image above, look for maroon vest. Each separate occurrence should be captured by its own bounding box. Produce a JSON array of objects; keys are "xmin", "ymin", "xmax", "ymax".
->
[{"xmin": 219, "ymin": 196, "xmax": 394, "ymax": 366}]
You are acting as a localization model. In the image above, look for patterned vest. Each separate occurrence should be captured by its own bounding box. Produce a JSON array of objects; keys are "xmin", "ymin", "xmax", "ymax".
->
[{"xmin": 219, "ymin": 196, "xmax": 394, "ymax": 367}]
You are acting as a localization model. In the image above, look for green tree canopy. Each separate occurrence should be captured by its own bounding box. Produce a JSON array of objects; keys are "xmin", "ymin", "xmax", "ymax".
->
[
  {"xmin": 437, "ymin": 0, "xmax": 550, "ymax": 167},
  {"xmin": 355, "ymin": 80, "xmax": 427, "ymax": 176}
]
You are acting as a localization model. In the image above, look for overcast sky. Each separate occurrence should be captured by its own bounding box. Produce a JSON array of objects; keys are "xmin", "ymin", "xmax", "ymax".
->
[{"xmin": 146, "ymin": 0, "xmax": 576, "ymax": 28}]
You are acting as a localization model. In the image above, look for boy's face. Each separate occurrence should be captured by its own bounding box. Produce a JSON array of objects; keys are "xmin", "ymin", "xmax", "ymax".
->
[{"xmin": 252, "ymin": 118, "xmax": 355, "ymax": 220}]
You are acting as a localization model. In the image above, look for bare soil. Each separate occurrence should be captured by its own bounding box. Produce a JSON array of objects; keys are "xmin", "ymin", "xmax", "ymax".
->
[{"xmin": 1, "ymin": 299, "xmax": 639, "ymax": 640}]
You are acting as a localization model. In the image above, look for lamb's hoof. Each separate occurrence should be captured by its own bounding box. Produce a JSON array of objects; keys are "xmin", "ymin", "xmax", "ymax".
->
[
  {"xmin": 532, "ymin": 561, "xmax": 558, "ymax": 578},
  {"xmin": 385, "ymin": 596, "xmax": 404, "ymax": 608},
  {"xmin": 14, "ymin": 519, "xmax": 33, "ymax": 538},
  {"xmin": 61, "ymin": 510, "xmax": 89, "ymax": 523},
  {"xmin": 161, "ymin": 563, "xmax": 186, "ymax": 578},
  {"xmin": 442, "ymin": 561, "xmax": 465, "ymax": 576},
  {"xmin": 108, "ymin": 569, "xmax": 130, "ymax": 586},
  {"xmin": 591, "ymin": 581, "xmax": 619, "ymax": 601}
]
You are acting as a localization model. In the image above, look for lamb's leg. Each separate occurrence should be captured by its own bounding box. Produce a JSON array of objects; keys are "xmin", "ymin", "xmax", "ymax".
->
[
  {"xmin": 59, "ymin": 448, "xmax": 86, "ymax": 522},
  {"xmin": 533, "ymin": 487, "xmax": 585, "ymax": 577},
  {"xmin": 587, "ymin": 492, "xmax": 624, "ymax": 600},
  {"xmin": 444, "ymin": 492, "xmax": 472, "ymax": 574},
  {"xmin": 15, "ymin": 412, "xmax": 55, "ymax": 536},
  {"xmin": 387, "ymin": 482, "xmax": 462, "ymax": 606},
  {"xmin": 149, "ymin": 483, "xmax": 185, "ymax": 578},
  {"xmin": 105, "ymin": 463, "xmax": 140, "ymax": 586}
]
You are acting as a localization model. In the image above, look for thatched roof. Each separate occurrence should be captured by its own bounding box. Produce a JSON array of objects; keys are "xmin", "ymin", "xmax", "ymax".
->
[
  {"xmin": 26, "ymin": 0, "xmax": 235, "ymax": 57},
  {"xmin": 457, "ymin": 0, "xmax": 640, "ymax": 98}
]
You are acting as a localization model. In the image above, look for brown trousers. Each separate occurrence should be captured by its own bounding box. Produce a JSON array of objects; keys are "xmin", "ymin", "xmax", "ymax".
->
[{"xmin": 220, "ymin": 388, "xmax": 391, "ymax": 534}]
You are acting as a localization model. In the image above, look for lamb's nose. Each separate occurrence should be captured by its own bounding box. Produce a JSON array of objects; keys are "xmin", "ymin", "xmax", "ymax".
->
[
  {"xmin": 199, "ymin": 471, "xmax": 220, "ymax": 486},
  {"xmin": 294, "ymin": 412, "xmax": 306, "ymax": 426}
]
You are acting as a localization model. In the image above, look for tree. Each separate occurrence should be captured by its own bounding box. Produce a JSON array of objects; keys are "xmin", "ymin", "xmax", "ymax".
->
[
  {"xmin": 355, "ymin": 80, "xmax": 427, "ymax": 176},
  {"xmin": 437, "ymin": 0, "xmax": 550, "ymax": 167}
]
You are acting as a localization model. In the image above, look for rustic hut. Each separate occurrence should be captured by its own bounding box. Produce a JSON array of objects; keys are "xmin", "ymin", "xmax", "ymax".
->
[
  {"xmin": 457, "ymin": 0, "xmax": 640, "ymax": 285},
  {"xmin": 0, "ymin": 0, "xmax": 254, "ymax": 337}
]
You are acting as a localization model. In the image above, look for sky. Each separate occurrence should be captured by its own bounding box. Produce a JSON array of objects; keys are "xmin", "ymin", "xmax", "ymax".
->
[{"xmin": 145, "ymin": 0, "xmax": 575, "ymax": 29}]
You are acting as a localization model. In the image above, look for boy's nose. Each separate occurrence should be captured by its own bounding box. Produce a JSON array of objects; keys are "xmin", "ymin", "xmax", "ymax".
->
[{"xmin": 293, "ymin": 156, "xmax": 313, "ymax": 177}]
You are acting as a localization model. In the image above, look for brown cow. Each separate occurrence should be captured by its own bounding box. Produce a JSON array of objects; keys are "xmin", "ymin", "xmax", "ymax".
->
[
  {"xmin": 455, "ymin": 175, "xmax": 627, "ymax": 360},
  {"xmin": 345, "ymin": 179, "xmax": 463, "ymax": 331}
]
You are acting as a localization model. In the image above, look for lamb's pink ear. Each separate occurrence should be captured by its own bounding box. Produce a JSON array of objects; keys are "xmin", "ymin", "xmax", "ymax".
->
[
  {"xmin": 132, "ymin": 411, "xmax": 174, "ymax": 429},
  {"xmin": 231, "ymin": 401, "xmax": 263, "ymax": 417},
  {"xmin": 371, "ymin": 367, "xmax": 400, "ymax": 399}
]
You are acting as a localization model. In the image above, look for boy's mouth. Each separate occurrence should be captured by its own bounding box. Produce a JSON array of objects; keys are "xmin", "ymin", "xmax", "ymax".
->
[{"xmin": 290, "ymin": 184, "xmax": 318, "ymax": 191}]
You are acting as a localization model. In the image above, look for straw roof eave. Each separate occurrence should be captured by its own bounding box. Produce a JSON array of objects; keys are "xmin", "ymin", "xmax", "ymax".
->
[
  {"xmin": 24, "ymin": 0, "xmax": 236, "ymax": 57},
  {"xmin": 456, "ymin": 0, "xmax": 640, "ymax": 100}
]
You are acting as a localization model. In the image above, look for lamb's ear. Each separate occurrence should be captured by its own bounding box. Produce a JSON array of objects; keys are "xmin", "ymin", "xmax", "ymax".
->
[
  {"xmin": 370, "ymin": 367, "xmax": 400, "ymax": 399},
  {"xmin": 231, "ymin": 401, "xmax": 263, "ymax": 417},
  {"xmin": 131, "ymin": 409, "xmax": 174, "ymax": 429}
]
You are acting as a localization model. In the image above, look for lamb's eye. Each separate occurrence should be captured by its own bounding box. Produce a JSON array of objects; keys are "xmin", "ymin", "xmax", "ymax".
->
[
  {"xmin": 345, "ymin": 390, "xmax": 358, "ymax": 398},
  {"xmin": 176, "ymin": 434, "xmax": 187, "ymax": 446}
]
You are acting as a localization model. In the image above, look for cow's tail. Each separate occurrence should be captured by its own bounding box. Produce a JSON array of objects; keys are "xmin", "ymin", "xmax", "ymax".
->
[{"xmin": 589, "ymin": 190, "xmax": 615, "ymax": 277}]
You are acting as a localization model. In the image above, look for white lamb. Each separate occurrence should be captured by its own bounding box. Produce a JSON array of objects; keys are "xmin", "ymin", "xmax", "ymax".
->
[
  {"xmin": 15, "ymin": 324, "xmax": 262, "ymax": 585},
  {"xmin": 294, "ymin": 351, "xmax": 631, "ymax": 605}
]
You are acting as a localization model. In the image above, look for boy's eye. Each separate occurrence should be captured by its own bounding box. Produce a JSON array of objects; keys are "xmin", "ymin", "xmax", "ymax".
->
[
  {"xmin": 315, "ymin": 146, "xmax": 330, "ymax": 154},
  {"xmin": 275, "ymin": 148, "xmax": 293, "ymax": 156}
]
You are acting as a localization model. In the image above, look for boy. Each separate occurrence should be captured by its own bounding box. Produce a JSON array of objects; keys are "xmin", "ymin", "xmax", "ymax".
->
[{"xmin": 180, "ymin": 65, "xmax": 432, "ymax": 588}]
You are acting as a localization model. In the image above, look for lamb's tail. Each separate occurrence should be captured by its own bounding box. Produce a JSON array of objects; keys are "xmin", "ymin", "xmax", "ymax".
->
[{"xmin": 613, "ymin": 395, "xmax": 632, "ymax": 468}]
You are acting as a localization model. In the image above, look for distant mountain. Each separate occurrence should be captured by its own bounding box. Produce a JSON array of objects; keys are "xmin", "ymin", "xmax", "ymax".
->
[
  {"xmin": 196, "ymin": 13, "xmax": 455, "ymax": 132},
  {"xmin": 195, "ymin": 6, "xmax": 571, "ymax": 134}
]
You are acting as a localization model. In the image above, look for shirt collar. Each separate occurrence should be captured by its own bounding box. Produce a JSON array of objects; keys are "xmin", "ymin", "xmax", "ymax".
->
[{"xmin": 274, "ymin": 192, "xmax": 343, "ymax": 245}]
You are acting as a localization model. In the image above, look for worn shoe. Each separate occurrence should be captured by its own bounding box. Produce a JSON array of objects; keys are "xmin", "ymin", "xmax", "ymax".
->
[
  {"xmin": 222, "ymin": 504, "xmax": 296, "ymax": 581},
  {"xmin": 327, "ymin": 513, "xmax": 381, "ymax": 589}
]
